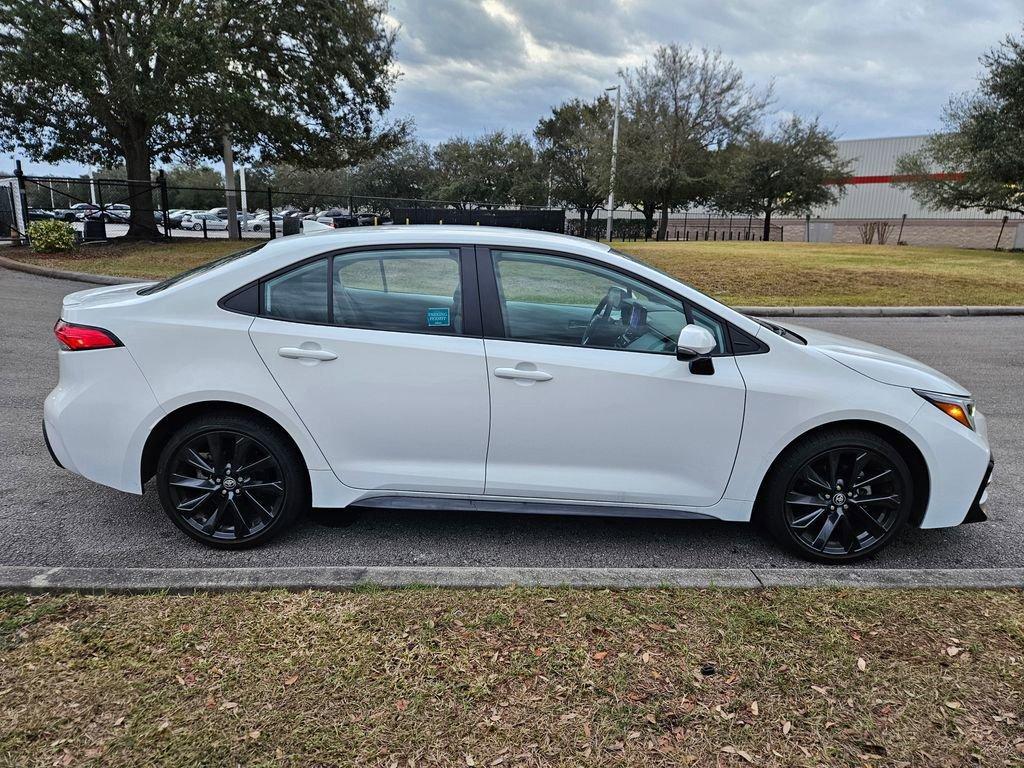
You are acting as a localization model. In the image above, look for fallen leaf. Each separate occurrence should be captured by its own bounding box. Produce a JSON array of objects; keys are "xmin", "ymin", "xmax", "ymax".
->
[
  {"xmin": 395, "ymin": 699, "xmax": 409, "ymax": 712},
  {"xmin": 811, "ymin": 685, "xmax": 829, "ymax": 696},
  {"xmin": 782, "ymin": 720, "xmax": 792, "ymax": 735},
  {"xmin": 944, "ymin": 701, "xmax": 962, "ymax": 710},
  {"xmin": 720, "ymin": 745, "xmax": 754, "ymax": 763},
  {"xmin": 248, "ymin": 730, "xmax": 261, "ymax": 740},
  {"xmin": 857, "ymin": 657, "xmax": 867, "ymax": 672},
  {"xmin": 750, "ymin": 701, "xmax": 759, "ymax": 716},
  {"xmin": 219, "ymin": 701, "xmax": 238, "ymax": 711},
  {"xmin": 158, "ymin": 720, "xmax": 170, "ymax": 731},
  {"xmin": 592, "ymin": 651, "xmax": 608, "ymax": 661},
  {"xmin": 284, "ymin": 675, "xmax": 299, "ymax": 686},
  {"xmin": 465, "ymin": 755, "xmax": 476, "ymax": 766}
]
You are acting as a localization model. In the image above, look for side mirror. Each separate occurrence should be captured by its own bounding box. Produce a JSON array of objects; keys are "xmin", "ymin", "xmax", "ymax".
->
[{"xmin": 676, "ymin": 324, "xmax": 717, "ymax": 361}]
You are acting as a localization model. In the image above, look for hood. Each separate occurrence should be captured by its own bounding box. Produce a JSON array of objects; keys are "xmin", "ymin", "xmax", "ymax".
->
[
  {"xmin": 777, "ymin": 321, "xmax": 971, "ymax": 396},
  {"xmin": 62, "ymin": 282, "xmax": 154, "ymax": 310}
]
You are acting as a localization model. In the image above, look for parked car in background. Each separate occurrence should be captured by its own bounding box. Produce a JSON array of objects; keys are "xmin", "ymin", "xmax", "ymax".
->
[
  {"xmin": 43, "ymin": 227, "xmax": 992, "ymax": 560},
  {"xmin": 27, "ymin": 208, "xmax": 56, "ymax": 221},
  {"xmin": 84, "ymin": 203, "xmax": 131, "ymax": 222},
  {"xmin": 181, "ymin": 212, "xmax": 229, "ymax": 231},
  {"xmin": 245, "ymin": 214, "xmax": 284, "ymax": 232},
  {"xmin": 52, "ymin": 203, "xmax": 97, "ymax": 222},
  {"xmin": 315, "ymin": 208, "xmax": 358, "ymax": 228}
]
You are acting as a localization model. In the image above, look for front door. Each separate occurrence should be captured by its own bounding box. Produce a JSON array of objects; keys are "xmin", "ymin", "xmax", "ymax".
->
[
  {"xmin": 479, "ymin": 248, "xmax": 746, "ymax": 507},
  {"xmin": 249, "ymin": 246, "xmax": 490, "ymax": 494}
]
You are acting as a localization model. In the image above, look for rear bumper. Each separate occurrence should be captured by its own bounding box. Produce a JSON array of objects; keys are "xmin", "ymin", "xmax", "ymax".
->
[
  {"xmin": 42, "ymin": 418, "xmax": 65, "ymax": 470},
  {"xmin": 962, "ymin": 456, "xmax": 994, "ymax": 524}
]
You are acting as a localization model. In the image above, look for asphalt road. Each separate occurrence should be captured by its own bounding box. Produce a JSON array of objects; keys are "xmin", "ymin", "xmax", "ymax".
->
[{"xmin": 1, "ymin": 266, "xmax": 1021, "ymax": 570}]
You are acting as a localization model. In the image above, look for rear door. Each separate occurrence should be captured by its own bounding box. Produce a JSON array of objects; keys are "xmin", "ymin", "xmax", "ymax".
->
[
  {"xmin": 249, "ymin": 245, "xmax": 491, "ymax": 494},
  {"xmin": 477, "ymin": 247, "xmax": 746, "ymax": 507}
]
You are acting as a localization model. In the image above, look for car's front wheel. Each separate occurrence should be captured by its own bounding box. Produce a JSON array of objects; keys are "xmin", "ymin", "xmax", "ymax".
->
[
  {"xmin": 155, "ymin": 413, "xmax": 307, "ymax": 548},
  {"xmin": 761, "ymin": 429, "xmax": 914, "ymax": 562}
]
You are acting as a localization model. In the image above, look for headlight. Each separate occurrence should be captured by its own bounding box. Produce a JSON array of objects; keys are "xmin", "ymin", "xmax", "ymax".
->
[{"xmin": 914, "ymin": 389, "xmax": 975, "ymax": 430}]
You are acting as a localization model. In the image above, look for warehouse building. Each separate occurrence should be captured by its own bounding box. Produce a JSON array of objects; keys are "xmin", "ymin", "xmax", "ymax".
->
[{"xmin": 801, "ymin": 135, "xmax": 1022, "ymax": 248}]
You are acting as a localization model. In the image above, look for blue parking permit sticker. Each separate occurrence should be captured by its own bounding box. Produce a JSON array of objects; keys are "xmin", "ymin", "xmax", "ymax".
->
[{"xmin": 426, "ymin": 307, "xmax": 450, "ymax": 327}]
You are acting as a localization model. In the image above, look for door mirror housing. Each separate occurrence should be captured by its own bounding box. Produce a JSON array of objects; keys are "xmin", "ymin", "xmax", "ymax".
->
[{"xmin": 676, "ymin": 324, "xmax": 717, "ymax": 361}]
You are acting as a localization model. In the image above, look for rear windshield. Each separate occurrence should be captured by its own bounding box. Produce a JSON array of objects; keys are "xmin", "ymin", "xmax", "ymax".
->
[{"xmin": 137, "ymin": 244, "xmax": 267, "ymax": 295}]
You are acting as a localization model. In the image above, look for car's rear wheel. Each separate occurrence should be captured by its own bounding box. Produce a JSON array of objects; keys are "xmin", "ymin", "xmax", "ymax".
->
[
  {"xmin": 156, "ymin": 414, "xmax": 307, "ymax": 548},
  {"xmin": 761, "ymin": 429, "xmax": 913, "ymax": 562}
]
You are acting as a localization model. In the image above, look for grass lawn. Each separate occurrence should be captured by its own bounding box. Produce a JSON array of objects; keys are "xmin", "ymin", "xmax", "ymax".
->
[
  {"xmin": 8, "ymin": 238, "xmax": 1024, "ymax": 306},
  {"xmin": 2, "ymin": 588, "xmax": 1022, "ymax": 766}
]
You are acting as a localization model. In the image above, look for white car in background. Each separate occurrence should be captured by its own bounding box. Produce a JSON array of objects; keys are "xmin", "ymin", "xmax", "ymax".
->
[
  {"xmin": 43, "ymin": 227, "xmax": 992, "ymax": 561},
  {"xmin": 181, "ymin": 212, "xmax": 228, "ymax": 232}
]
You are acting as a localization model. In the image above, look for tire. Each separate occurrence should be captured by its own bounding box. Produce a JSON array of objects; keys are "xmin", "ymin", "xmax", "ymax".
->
[
  {"xmin": 156, "ymin": 413, "xmax": 307, "ymax": 548},
  {"xmin": 759, "ymin": 428, "xmax": 914, "ymax": 563},
  {"xmin": 192, "ymin": 223, "xmax": 202, "ymax": 231}
]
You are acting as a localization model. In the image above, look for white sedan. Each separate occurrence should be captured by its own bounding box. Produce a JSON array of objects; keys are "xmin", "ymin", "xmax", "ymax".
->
[
  {"xmin": 181, "ymin": 212, "xmax": 229, "ymax": 232},
  {"xmin": 43, "ymin": 227, "xmax": 993, "ymax": 561}
]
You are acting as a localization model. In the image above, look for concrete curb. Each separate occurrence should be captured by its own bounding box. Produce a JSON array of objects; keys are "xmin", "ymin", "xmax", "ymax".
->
[
  {"xmin": 3, "ymin": 256, "xmax": 1023, "ymax": 317},
  {"xmin": 0, "ymin": 566, "xmax": 1021, "ymax": 592},
  {"xmin": 0, "ymin": 255, "xmax": 140, "ymax": 286}
]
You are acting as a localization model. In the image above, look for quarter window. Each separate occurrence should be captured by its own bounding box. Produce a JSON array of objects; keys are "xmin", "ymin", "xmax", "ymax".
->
[
  {"xmin": 262, "ymin": 258, "xmax": 329, "ymax": 323},
  {"xmin": 491, "ymin": 250, "xmax": 699, "ymax": 354}
]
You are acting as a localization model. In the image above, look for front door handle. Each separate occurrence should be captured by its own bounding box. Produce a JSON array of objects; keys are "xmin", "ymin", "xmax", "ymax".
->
[
  {"xmin": 278, "ymin": 346, "xmax": 337, "ymax": 361},
  {"xmin": 494, "ymin": 367, "xmax": 553, "ymax": 382}
]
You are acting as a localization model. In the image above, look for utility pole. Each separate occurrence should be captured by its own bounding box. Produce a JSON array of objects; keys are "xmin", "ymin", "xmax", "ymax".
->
[
  {"xmin": 222, "ymin": 130, "xmax": 240, "ymax": 240},
  {"xmin": 605, "ymin": 83, "xmax": 621, "ymax": 241},
  {"xmin": 239, "ymin": 166, "xmax": 248, "ymax": 228}
]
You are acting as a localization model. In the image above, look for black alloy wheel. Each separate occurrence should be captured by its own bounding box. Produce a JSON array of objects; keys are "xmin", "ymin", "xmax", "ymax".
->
[
  {"xmin": 156, "ymin": 415, "xmax": 306, "ymax": 548},
  {"xmin": 762, "ymin": 429, "xmax": 913, "ymax": 562}
]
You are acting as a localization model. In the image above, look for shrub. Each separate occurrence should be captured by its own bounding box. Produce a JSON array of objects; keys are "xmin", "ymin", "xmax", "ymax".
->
[{"xmin": 28, "ymin": 219, "xmax": 76, "ymax": 253}]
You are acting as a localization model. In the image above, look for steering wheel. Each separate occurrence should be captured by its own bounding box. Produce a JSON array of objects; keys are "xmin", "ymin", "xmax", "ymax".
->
[{"xmin": 581, "ymin": 286, "xmax": 628, "ymax": 347}]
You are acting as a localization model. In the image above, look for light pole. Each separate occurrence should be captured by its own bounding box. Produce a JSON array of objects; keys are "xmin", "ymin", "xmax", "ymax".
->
[{"xmin": 605, "ymin": 84, "xmax": 621, "ymax": 241}]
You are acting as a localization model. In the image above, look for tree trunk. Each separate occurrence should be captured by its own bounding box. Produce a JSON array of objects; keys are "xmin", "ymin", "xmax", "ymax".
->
[
  {"xmin": 762, "ymin": 207, "xmax": 772, "ymax": 241},
  {"xmin": 643, "ymin": 202, "xmax": 656, "ymax": 239},
  {"xmin": 123, "ymin": 138, "xmax": 158, "ymax": 240},
  {"xmin": 583, "ymin": 208, "xmax": 593, "ymax": 238},
  {"xmin": 657, "ymin": 203, "xmax": 669, "ymax": 241}
]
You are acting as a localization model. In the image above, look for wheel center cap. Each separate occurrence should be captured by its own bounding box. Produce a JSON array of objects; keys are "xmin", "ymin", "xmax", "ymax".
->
[
  {"xmin": 222, "ymin": 477, "xmax": 237, "ymax": 490},
  {"xmin": 832, "ymin": 492, "xmax": 847, "ymax": 505}
]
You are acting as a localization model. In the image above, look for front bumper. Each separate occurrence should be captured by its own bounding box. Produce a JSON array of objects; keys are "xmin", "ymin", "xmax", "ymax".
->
[{"xmin": 963, "ymin": 456, "xmax": 994, "ymax": 524}]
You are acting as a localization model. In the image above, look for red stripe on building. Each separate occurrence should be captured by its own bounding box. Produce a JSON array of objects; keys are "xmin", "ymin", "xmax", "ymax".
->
[{"xmin": 828, "ymin": 172, "xmax": 966, "ymax": 185}]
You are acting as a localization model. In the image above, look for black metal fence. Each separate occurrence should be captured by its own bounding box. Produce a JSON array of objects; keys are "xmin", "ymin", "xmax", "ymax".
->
[{"xmin": 567, "ymin": 211, "xmax": 784, "ymax": 242}]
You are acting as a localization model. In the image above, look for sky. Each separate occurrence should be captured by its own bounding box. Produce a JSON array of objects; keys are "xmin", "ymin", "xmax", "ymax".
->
[{"xmin": 8, "ymin": 0, "xmax": 1022, "ymax": 176}]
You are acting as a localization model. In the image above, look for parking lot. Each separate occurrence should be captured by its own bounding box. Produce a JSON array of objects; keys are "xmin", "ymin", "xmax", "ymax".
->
[{"xmin": 1, "ymin": 265, "xmax": 1021, "ymax": 571}]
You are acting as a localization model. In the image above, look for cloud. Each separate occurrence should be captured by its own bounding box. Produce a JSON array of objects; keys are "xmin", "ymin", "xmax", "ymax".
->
[{"xmin": 388, "ymin": 0, "xmax": 1023, "ymax": 142}]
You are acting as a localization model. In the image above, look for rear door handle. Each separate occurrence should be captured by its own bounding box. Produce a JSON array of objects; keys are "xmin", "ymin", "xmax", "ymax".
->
[
  {"xmin": 493, "ymin": 367, "xmax": 553, "ymax": 382},
  {"xmin": 278, "ymin": 346, "xmax": 337, "ymax": 361}
]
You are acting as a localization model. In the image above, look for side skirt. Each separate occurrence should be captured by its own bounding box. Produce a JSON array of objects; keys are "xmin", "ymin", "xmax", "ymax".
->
[{"xmin": 351, "ymin": 495, "xmax": 716, "ymax": 521}]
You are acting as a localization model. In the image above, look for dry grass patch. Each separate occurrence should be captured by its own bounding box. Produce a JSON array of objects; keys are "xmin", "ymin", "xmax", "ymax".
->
[
  {"xmin": 1, "ymin": 588, "xmax": 1022, "ymax": 767},
  {"xmin": 615, "ymin": 241, "xmax": 1024, "ymax": 306},
  {"xmin": 8, "ymin": 239, "xmax": 1024, "ymax": 305}
]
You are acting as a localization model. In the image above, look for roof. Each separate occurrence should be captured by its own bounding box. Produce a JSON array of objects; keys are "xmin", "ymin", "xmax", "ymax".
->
[{"xmin": 293, "ymin": 224, "xmax": 612, "ymax": 254}]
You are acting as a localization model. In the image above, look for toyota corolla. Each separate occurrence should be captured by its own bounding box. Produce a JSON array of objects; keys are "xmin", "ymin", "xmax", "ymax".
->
[{"xmin": 43, "ymin": 227, "xmax": 993, "ymax": 561}]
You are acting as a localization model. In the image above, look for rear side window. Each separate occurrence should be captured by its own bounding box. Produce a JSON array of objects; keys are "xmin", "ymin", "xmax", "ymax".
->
[
  {"xmin": 334, "ymin": 249, "xmax": 462, "ymax": 333},
  {"xmin": 262, "ymin": 259, "xmax": 329, "ymax": 323}
]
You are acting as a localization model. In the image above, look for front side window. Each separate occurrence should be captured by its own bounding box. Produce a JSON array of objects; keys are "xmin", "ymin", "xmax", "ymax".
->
[
  {"xmin": 334, "ymin": 248, "xmax": 463, "ymax": 334},
  {"xmin": 491, "ymin": 250, "xmax": 723, "ymax": 354}
]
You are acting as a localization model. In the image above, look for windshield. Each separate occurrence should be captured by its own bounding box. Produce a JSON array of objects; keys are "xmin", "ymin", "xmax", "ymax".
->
[{"xmin": 137, "ymin": 244, "xmax": 267, "ymax": 295}]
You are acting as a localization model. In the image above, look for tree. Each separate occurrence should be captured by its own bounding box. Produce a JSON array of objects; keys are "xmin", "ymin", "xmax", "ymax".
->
[
  {"xmin": 431, "ymin": 131, "xmax": 544, "ymax": 207},
  {"xmin": 715, "ymin": 117, "xmax": 851, "ymax": 241},
  {"xmin": 616, "ymin": 45, "xmax": 769, "ymax": 239},
  {"xmin": 347, "ymin": 140, "xmax": 437, "ymax": 203},
  {"xmin": 164, "ymin": 165, "xmax": 225, "ymax": 210},
  {"xmin": 535, "ymin": 96, "xmax": 612, "ymax": 234},
  {"xmin": 0, "ymin": 0, "xmax": 404, "ymax": 238},
  {"xmin": 895, "ymin": 30, "xmax": 1024, "ymax": 216}
]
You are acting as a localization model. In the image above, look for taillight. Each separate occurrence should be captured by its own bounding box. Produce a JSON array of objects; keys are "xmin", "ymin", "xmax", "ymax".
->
[{"xmin": 54, "ymin": 320, "xmax": 122, "ymax": 351}]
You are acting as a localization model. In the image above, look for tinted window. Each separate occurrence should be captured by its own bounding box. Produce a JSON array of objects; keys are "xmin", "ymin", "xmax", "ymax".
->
[
  {"xmin": 333, "ymin": 249, "xmax": 462, "ymax": 334},
  {"xmin": 263, "ymin": 258, "xmax": 329, "ymax": 323},
  {"xmin": 491, "ymin": 250, "xmax": 690, "ymax": 354}
]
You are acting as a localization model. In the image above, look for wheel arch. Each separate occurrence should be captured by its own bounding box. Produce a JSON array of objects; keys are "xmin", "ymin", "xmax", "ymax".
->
[
  {"xmin": 141, "ymin": 401, "xmax": 310, "ymax": 490},
  {"xmin": 752, "ymin": 419, "xmax": 931, "ymax": 528}
]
